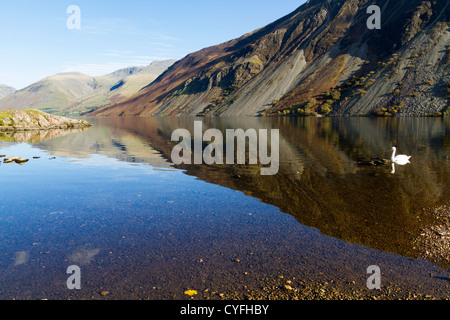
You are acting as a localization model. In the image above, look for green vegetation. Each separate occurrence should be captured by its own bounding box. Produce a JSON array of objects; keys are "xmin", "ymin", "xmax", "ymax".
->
[
  {"xmin": 277, "ymin": 93, "xmax": 338, "ymax": 117},
  {"xmin": 304, "ymin": 98, "xmax": 318, "ymax": 109},
  {"xmin": 197, "ymin": 104, "xmax": 215, "ymax": 117},
  {"xmin": 372, "ymin": 102, "xmax": 404, "ymax": 117},
  {"xmin": 319, "ymin": 103, "xmax": 332, "ymax": 115},
  {"xmin": 0, "ymin": 110, "xmax": 43, "ymax": 127},
  {"xmin": 322, "ymin": 90, "xmax": 341, "ymax": 101},
  {"xmin": 365, "ymin": 79, "xmax": 375, "ymax": 87},
  {"xmin": 197, "ymin": 93, "xmax": 233, "ymax": 117},
  {"xmin": 0, "ymin": 110, "xmax": 13, "ymax": 118},
  {"xmin": 427, "ymin": 112, "xmax": 443, "ymax": 117},
  {"xmin": 344, "ymin": 76, "xmax": 363, "ymax": 88},
  {"xmin": 443, "ymin": 82, "xmax": 450, "ymax": 116},
  {"xmin": 447, "ymin": 81, "xmax": 450, "ymax": 99},
  {"xmin": 276, "ymin": 98, "xmax": 319, "ymax": 117},
  {"xmin": 0, "ymin": 114, "xmax": 10, "ymax": 126},
  {"xmin": 357, "ymin": 89, "xmax": 367, "ymax": 97}
]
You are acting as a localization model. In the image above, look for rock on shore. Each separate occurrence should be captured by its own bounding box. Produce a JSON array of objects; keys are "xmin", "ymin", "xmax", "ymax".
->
[{"xmin": 0, "ymin": 110, "xmax": 91, "ymax": 132}]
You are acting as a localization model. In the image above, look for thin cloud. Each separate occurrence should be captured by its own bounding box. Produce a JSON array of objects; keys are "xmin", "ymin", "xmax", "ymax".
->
[
  {"xmin": 98, "ymin": 50, "xmax": 137, "ymax": 57},
  {"xmin": 81, "ymin": 17, "xmax": 180, "ymax": 42},
  {"xmin": 99, "ymin": 53, "xmax": 121, "ymax": 57},
  {"xmin": 81, "ymin": 17, "xmax": 131, "ymax": 36}
]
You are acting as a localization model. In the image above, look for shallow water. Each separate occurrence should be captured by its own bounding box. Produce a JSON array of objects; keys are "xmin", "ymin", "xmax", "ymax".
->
[{"xmin": 0, "ymin": 116, "xmax": 449, "ymax": 300}]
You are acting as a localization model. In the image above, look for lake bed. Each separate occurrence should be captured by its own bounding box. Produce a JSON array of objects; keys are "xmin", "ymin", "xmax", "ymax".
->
[{"xmin": 0, "ymin": 116, "xmax": 449, "ymax": 300}]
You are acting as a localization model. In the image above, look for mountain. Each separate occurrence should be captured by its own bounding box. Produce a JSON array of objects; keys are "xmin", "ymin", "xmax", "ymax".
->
[
  {"xmin": 0, "ymin": 85, "xmax": 16, "ymax": 100},
  {"xmin": 0, "ymin": 60, "xmax": 176, "ymax": 116},
  {"xmin": 90, "ymin": 0, "xmax": 450, "ymax": 117},
  {"xmin": 66, "ymin": 60, "xmax": 177, "ymax": 116},
  {"xmin": 0, "ymin": 72, "xmax": 101, "ymax": 115}
]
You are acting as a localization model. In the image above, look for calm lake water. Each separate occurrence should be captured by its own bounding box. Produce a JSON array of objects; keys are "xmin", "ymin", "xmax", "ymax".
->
[{"xmin": 0, "ymin": 116, "xmax": 449, "ymax": 300}]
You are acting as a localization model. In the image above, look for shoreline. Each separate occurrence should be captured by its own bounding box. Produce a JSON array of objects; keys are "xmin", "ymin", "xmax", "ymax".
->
[
  {"xmin": 0, "ymin": 125, "xmax": 91, "ymax": 132},
  {"xmin": 0, "ymin": 110, "xmax": 92, "ymax": 133}
]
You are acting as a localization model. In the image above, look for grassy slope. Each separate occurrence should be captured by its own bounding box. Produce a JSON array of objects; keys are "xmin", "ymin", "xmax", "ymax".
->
[{"xmin": 0, "ymin": 61, "xmax": 176, "ymax": 116}]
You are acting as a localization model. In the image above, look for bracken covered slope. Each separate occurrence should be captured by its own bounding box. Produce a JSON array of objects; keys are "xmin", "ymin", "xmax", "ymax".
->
[{"xmin": 91, "ymin": 0, "xmax": 449, "ymax": 117}]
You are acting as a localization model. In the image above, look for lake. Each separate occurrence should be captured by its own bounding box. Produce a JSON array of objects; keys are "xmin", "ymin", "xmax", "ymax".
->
[{"xmin": 0, "ymin": 116, "xmax": 449, "ymax": 300}]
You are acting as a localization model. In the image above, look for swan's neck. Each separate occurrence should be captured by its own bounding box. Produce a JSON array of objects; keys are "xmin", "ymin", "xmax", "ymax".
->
[{"xmin": 391, "ymin": 149, "xmax": 396, "ymax": 161}]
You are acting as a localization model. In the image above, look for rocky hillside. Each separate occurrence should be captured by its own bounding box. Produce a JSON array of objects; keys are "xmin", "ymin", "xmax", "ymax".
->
[
  {"xmin": 0, "ymin": 84, "xmax": 16, "ymax": 100},
  {"xmin": 90, "ymin": 0, "xmax": 450, "ymax": 117},
  {"xmin": 0, "ymin": 110, "xmax": 91, "ymax": 132},
  {"xmin": 0, "ymin": 60, "xmax": 176, "ymax": 116}
]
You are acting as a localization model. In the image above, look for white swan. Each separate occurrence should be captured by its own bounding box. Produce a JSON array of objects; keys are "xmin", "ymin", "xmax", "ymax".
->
[{"xmin": 391, "ymin": 147, "xmax": 411, "ymax": 165}]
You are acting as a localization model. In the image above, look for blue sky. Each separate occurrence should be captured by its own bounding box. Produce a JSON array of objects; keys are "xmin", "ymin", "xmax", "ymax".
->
[{"xmin": 0, "ymin": 1, "xmax": 305, "ymax": 89}]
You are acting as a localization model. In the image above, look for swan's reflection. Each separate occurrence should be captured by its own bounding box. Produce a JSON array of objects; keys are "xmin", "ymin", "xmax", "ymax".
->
[
  {"xmin": 391, "ymin": 160, "xmax": 411, "ymax": 174},
  {"xmin": 391, "ymin": 159, "xmax": 412, "ymax": 174},
  {"xmin": 391, "ymin": 162, "xmax": 397, "ymax": 174}
]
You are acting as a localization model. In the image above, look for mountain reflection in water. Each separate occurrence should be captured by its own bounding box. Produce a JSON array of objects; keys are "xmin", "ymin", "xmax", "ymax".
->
[{"xmin": 25, "ymin": 116, "xmax": 449, "ymax": 270}]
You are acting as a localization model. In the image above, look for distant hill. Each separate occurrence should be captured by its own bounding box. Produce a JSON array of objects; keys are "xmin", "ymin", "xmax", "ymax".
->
[
  {"xmin": 67, "ymin": 60, "xmax": 177, "ymax": 116},
  {"xmin": 0, "ymin": 60, "xmax": 176, "ymax": 116},
  {"xmin": 0, "ymin": 85, "xmax": 16, "ymax": 100},
  {"xmin": 0, "ymin": 72, "xmax": 101, "ymax": 115},
  {"xmin": 90, "ymin": 0, "xmax": 449, "ymax": 117}
]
